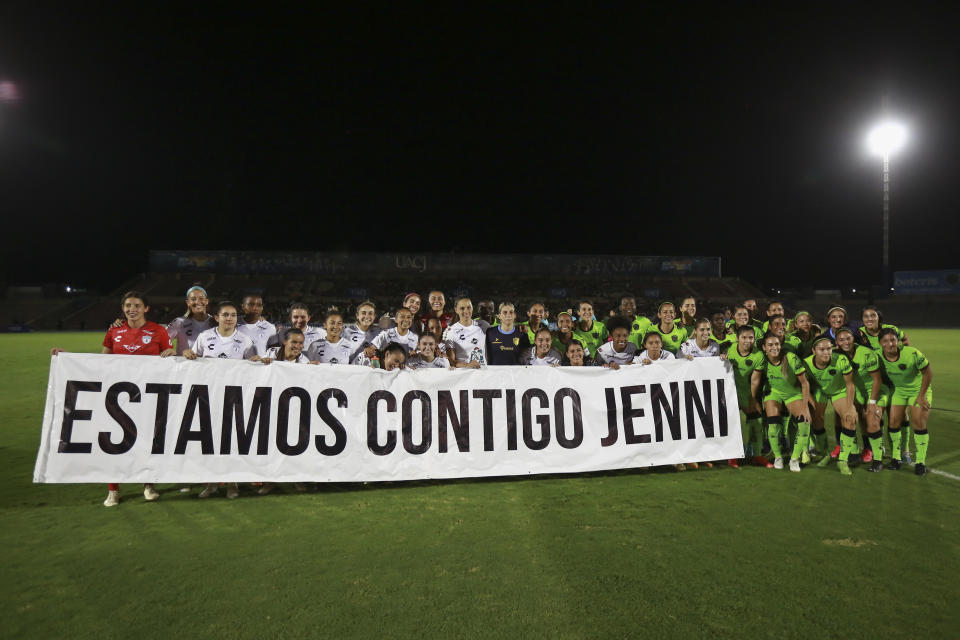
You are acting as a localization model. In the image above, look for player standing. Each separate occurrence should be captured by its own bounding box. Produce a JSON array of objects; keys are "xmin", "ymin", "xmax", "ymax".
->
[
  {"xmin": 679, "ymin": 297, "xmax": 698, "ymax": 337},
  {"xmin": 446, "ymin": 298, "xmax": 488, "ymax": 368},
  {"xmin": 307, "ymin": 312, "xmax": 364, "ymax": 364},
  {"xmin": 406, "ymin": 333, "xmax": 451, "ymax": 369},
  {"xmin": 725, "ymin": 324, "xmax": 767, "ymax": 467},
  {"xmin": 236, "ymin": 294, "xmax": 277, "ymax": 357},
  {"xmin": 521, "ymin": 327, "xmax": 563, "ymax": 366},
  {"xmin": 594, "ymin": 316, "xmax": 638, "ymax": 368},
  {"xmin": 751, "ymin": 334, "xmax": 813, "ymax": 470},
  {"xmin": 572, "ymin": 300, "xmax": 607, "ymax": 356},
  {"xmin": 877, "ymin": 328, "xmax": 933, "ymax": 475},
  {"xmin": 804, "ymin": 337, "xmax": 859, "ymax": 475},
  {"xmin": 369, "ymin": 308, "xmax": 419, "ymax": 355},
  {"xmin": 485, "ymin": 302, "xmax": 529, "ymax": 365},
  {"xmin": 679, "ymin": 319, "xmax": 720, "ymax": 359},
  {"xmin": 343, "ymin": 301, "xmax": 382, "ymax": 363},
  {"xmin": 643, "ymin": 302, "xmax": 687, "ymax": 354},
  {"xmin": 166, "ymin": 285, "xmax": 217, "ymax": 356},
  {"xmin": 834, "ymin": 328, "xmax": 889, "ymax": 471}
]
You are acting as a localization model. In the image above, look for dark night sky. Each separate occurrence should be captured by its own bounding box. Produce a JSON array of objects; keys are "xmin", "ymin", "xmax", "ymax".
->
[{"xmin": 1, "ymin": 4, "xmax": 957, "ymax": 291}]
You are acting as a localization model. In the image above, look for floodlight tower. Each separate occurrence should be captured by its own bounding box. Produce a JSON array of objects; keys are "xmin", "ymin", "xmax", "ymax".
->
[{"xmin": 866, "ymin": 121, "xmax": 907, "ymax": 292}]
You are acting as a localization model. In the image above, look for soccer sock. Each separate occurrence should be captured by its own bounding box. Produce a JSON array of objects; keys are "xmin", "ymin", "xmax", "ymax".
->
[
  {"xmin": 108, "ymin": 483, "xmax": 119, "ymax": 492},
  {"xmin": 913, "ymin": 429, "xmax": 929, "ymax": 464},
  {"xmin": 868, "ymin": 431, "xmax": 883, "ymax": 459},
  {"xmin": 792, "ymin": 421, "xmax": 811, "ymax": 460},
  {"xmin": 766, "ymin": 416, "xmax": 783, "ymax": 458},
  {"xmin": 903, "ymin": 426, "xmax": 913, "ymax": 456},
  {"xmin": 889, "ymin": 428, "xmax": 902, "ymax": 461},
  {"xmin": 839, "ymin": 428, "xmax": 857, "ymax": 462},
  {"xmin": 746, "ymin": 412, "xmax": 764, "ymax": 456},
  {"xmin": 812, "ymin": 428, "xmax": 827, "ymax": 454},
  {"xmin": 834, "ymin": 424, "xmax": 842, "ymax": 447}
]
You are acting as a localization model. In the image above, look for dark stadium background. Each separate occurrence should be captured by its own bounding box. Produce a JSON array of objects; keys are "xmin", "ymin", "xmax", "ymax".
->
[{"xmin": 0, "ymin": 4, "xmax": 957, "ymax": 294}]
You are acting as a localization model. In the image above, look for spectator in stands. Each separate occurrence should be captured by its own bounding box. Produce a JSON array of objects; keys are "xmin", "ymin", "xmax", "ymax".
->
[
  {"xmin": 52, "ymin": 291, "xmax": 175, "ymax": 507},
  {"xmin": 486, "ymin": 302, "xmax": 528, "ymax": 365},
  {"xmin": 166, "ymin": 285, "xmax": 217, "ymax": 356},
  {"xmin": 420, "ymin": 290, "xmax": 455, "ymax": 331},
  {"xmin": 237, "ymin": 294, "xmax": 277, "ymax": 357}
]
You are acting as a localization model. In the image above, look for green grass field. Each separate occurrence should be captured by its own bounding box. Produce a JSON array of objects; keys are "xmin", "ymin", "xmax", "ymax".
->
[{"xmin": 2, "ymin": 331, "xmax": 959, "ymax": 639}]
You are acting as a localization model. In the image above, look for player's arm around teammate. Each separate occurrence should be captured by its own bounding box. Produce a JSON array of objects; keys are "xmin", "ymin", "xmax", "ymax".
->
[{"xmin": 878, "ymin": 328, "xmax": 933, "ymax": 475}]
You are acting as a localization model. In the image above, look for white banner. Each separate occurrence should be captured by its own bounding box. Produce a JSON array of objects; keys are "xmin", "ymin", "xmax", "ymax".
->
[{"xmin": 34, "ymin": 354, "xmax": 743, "ymax": 483}]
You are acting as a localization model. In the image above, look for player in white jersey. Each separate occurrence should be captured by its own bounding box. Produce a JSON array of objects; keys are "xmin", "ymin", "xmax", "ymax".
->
[
  {"xmin": 166, "ymin": 285, "xmax": 218, "ymax": 356},
  {"xmin": 594, "ymin": 316, "xmax": 638, "ymax": 369},
  {"xmin": 343, "ymin": 300, "xmax": 382, "ymax": 362},
  {"xmin": 236, "ymin": 294, "xmax": 277, "ymax": 357},
  {"xmin": 635, "ymin": 332, "xmax": 676, "ymax": 365},
  {"xmin": 368, "ymin": 308, "xmax": 419, "ymax": 355},
  {"xmin": 522, "ymin": 327, "xmax": 563, "ymax": 366},
  {"xmin": 182, "ymin": 301, "xmax": 254, "ymax": 500},
  {"xmin": 307, "ymin": 311, "xmax": 365, "ymax": 364},
  {"xmin": 406, "ymin": 333, "xmax": 451, "ymax": 370},
  {"xmin": 183, "ymin": 301, "xmax": 258, "ymax": 361},
  {"xmin": 270, "ymin": 303, "xmax": 325, "ymax": 351},
  {"xmin": 680, "ymin": 319, "xmax": 721, "ymax": 359},
  {"xmin": 445, "ymin": 297, "xmax": 488, "ymax": 367},
  {"xmin": 261, "ymin": 328, "xmax": 311, "ymax": 364}
]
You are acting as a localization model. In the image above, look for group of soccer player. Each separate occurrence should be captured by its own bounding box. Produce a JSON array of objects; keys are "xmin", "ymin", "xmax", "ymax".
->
[{"xmin": 56, "ymin": 285, "xmax": 934, "ymax": 506}]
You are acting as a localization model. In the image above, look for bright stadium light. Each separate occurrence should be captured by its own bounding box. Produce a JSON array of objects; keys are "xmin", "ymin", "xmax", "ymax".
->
[{"xmin": 865, "ymin": 118, "xmax": 908, "ymax": 292}]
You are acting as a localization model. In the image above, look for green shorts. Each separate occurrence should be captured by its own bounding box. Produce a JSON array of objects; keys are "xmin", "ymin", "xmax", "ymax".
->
[
  {"xmin": 763, "ymin": 387, "xmax": 803, "ymax": 405},
  {"xmin": 812, "ymin": 386, "xmax": 848, "ymax": 404},
  {"xmin": 891, "ymin": 387, "xmax": 933, "ymax": 407},
  {"xmin": 855, "ymin": 385, "xmax": 890, "ymax": 408}
]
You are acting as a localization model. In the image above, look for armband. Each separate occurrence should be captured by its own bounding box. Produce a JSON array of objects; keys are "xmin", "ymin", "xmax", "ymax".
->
[{"xmin": 868, "ymin": 399, "xmax": 878, "ymax": 405}]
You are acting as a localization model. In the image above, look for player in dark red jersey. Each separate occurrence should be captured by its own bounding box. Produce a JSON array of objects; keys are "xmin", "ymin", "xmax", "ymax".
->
[{"xmin": 52, "ymin": 291, "xmax": 175, "ymax": 507}]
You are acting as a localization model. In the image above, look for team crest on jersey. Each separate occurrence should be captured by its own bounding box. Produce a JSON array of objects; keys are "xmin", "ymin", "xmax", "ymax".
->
[
  {"xmin": 218, "ymin": 353, "xmax": 228, "ymax": 358},
  {"xmin": 123, "ymin": 344, "xmax": 140, "ymax": 352},
  {"xmin": 672, "ymin": 335, "xmax": 678, "ymax": 342},
  {"xmin": 513, "ymin": 337, "xmax": 519, "ymax": 346},
  {"xmin": 592, "ymin": 332, "xmax": 599, "ymax": 338},
  {"xmin": 745, "ymin": 359, "xmax": 753, "ymax": 366},
  {"xmin": 829, "ymin": 369, "xmax": 836, "ymax": 375},
  {"xmin": 142, "ymin": 335, "xmax": 152, "ymax": 344},
  {"xmin": 898, "ymin": 363, "xmax": 907, "ymax": 370}
]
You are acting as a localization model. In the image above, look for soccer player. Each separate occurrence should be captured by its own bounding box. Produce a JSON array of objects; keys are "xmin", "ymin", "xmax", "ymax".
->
[
  {"xmin": 521, "ymin": 302, "xmax": 549, "ymax": 344},
  {"xmin": 635, "ymin": 332, "xmax": 675, "ymax": 365},
  {"xmin": 761, "ymin": 300, "xmax": 785, "ymax": 334},
  {"xmin": 821, "ymin": 305, "xmax": 849, "ymax": 342},
  {"xmin": 522, "ymin": 327, "xmax": 563, "ymax": 366},
  {"xmin": 183, "ymin": 301, "xmax": 258, "ymax": 361},
  {"xmin": 572, "ymin": 300, "xmax": 607, "ymax": 356},
  {"xmin": 835, "ymin": 328, "xmax": 889, "ymax": 471},
  {"xmin": 764, "ymin": 315, "xmax": 801, "ymax": 354},
  {"xmin": 804, "ymin": 336, "xmax": 859, "ymax": 475},
  {"xmin": 728, "ymin": 305, "xmax": 763, "ymax": 344},
  {"xmin": 343, "ymin": 301, "xmax": 382, "ymax": 362},
  {"xmin": 424, "ymin": 316, "xmax": 451, "ymax": 361},
  {"xmin": 271, "ymin": 303, "xmax": 326, "ymax": 352},
  {"xmin": 184, "ymin": 301, "xmax": 257, "ymax": 499},
  {"xmin": 643, "ymin": 301, "xmax": 687, "ymax": 354},
  {"xmin": 419, "ymin": 290, "xmax": 455, "ymax": 331},
  {"xmin": 397, "ymin": 292, "xmax": 423, "ymax": 332},
  {"xmin": 751, "ymin": 334, "xmax": 813, "ymax": 470},
  {"xmin": 878, "ymin": 328, "xmax": 933, "ymax": 475},
  {"xmin": 406, "ymin": 333, "xmax": 451, "ymax": 370},
  {"xmin": 594, "ymin": 316, "xmax": 638, "ymax": 368},
  {"xmin": 708, "ymin": 311, "xmax": 732, "ymax": 350},
  {"xmin": 563, "ymin": 340, "xmax": 589, "ymax": 366},
  {"xmin": 553, "ymin": 311, "xmax": 586, "ymax": 357},
  {"xmin": 484, "ymin": 303, "xmax": 527, "ymax": 365},
  {"xmin": 679, "ymin": 297, "xmax": 698, "ymax": 337},
  {"xmin": 789, "ymin": 311, "xmax": 820, "ymax": 359},
  {"xmin": 52, "ymin": 291, "xmax": 176, "ymax": 507},
  {"xmin": 859, "ymin": 305, "xmax": 910, "ymax": 351},
  {"xmin": 166, "ymin": 285, "xmax": 217, "ymax": 356},
  {"xmin": 368, "ymin": 308, "xmax": 419, "ymax": 355},
  {"xmin": 475, "ymin": 299, "xmax": 496, "ymax": 332},
  {"xmin": 260, "ymin": 328, "xmax": 310, "ymax": 364},
  {"xmin": 236, "ymin": 294, "xmax": 277, "ymax": 357},
  {"xmin": 680, "ymin": 319, "xmax": 720, "ymax": 359},
  {"xmin": 446, "ymin": 297, "xmax": 488, "ymax": 367},
  {"xmin": 307, "ymin": 311, "xmax": 363, "ymax": 364},
  {"xmin": 380, "ymin": 343, "xmax": 408, "ymax": 371},
  {"xmin": 743, "ymin": 298, "xmax": 763, "ymax": 329},
  {"xmin": 725, "ymin": 324, "xmax": 767, "ymax": 467},
  {"xmin": 620, "ymin": 295, "xmax": 651, "ymax": 348}
]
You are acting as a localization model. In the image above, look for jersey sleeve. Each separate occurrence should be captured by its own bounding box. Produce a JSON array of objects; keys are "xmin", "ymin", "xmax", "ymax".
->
[
  {"xmin": 913, "ymin": 348, "xmax": 929, "ymax": 371},
  {"xmin": 166, "ymin": 318, "xmax": 181, "ymax": 343},
  {"xmin": 837, "ymin": 354, "xmax": 853, "ymax": 376},
  {"xmin": 789, "ymin": 353, "xmax": 806, "ymax": 376},
  {"xmin": 102, "ymin": 329, "xmax": 114, "ymax": 350},
  {"xmin": 192, "ymin": 334, "xmax": 206, "ymax": 357},
  {"xmin": 156, "ymin": 327, "xmax": 173, "ymax": 352},
  {"xmin": 371, "ymin": 332, "xmax": 388, "ymax": 350},
  {"xmin": 243, "ymin": 343, "xmax": 257, "ymax": 359}
]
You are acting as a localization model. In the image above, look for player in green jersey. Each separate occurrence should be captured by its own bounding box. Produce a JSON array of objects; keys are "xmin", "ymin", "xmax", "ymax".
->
[
  {"xmin": 644, "ymin": 301, "xmax": 688, "ymax": 354},
  {"xmin": 725, "ymin": 324, "xmax": 767, "ymax": 467},
  {"xmin": 553, "ymin": 311, "xmax": 585, "ymax": 357},
  {"xmin": 835, "ymin": 328, "xmax": 889, "ymax": 471},
  {"xmin": 878, "ymin": 328, "xmax": 933, "ymax": 475},
  {"xmin": 572, "ymin": 301, "xmax": 607, "ymax": 356},
  {"xmin": 760, "ymin": 300, "xmax": 785, "ymax": 335},
  {"xmin": 764, "ymin": 315, "xmax": 802, "ymax": 354},
  {"xmin": 789, "ymin": 310, "xmax": 820, "ymax": 359},
  {"xmin": 727, "ymin": 305, "xmax": 763, "ymax": 344},
  {"xmin": 620, "ymin": 295, "xmax": 652, "ymax": 348},
  {"xmin": 679, "ymin": 296, "xmax": 698, "ymax": 339},
  {"xmin": 751, "ymin": 333, "xmax": 813, "ymax": 470},
  {"xmin": 521, "ymin": 302, "xmax": 549, "ymax": 344},
  {"xmin": 803, "ymin": 336, "xmax": 859, "ymax": 474},
  {"xmin": 709, "ymin": 311, "xmax": 734, "ymax": 351},
  {"xmin": 859, "ymin": 306, "xmax": 909, "ymax": 351}
]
